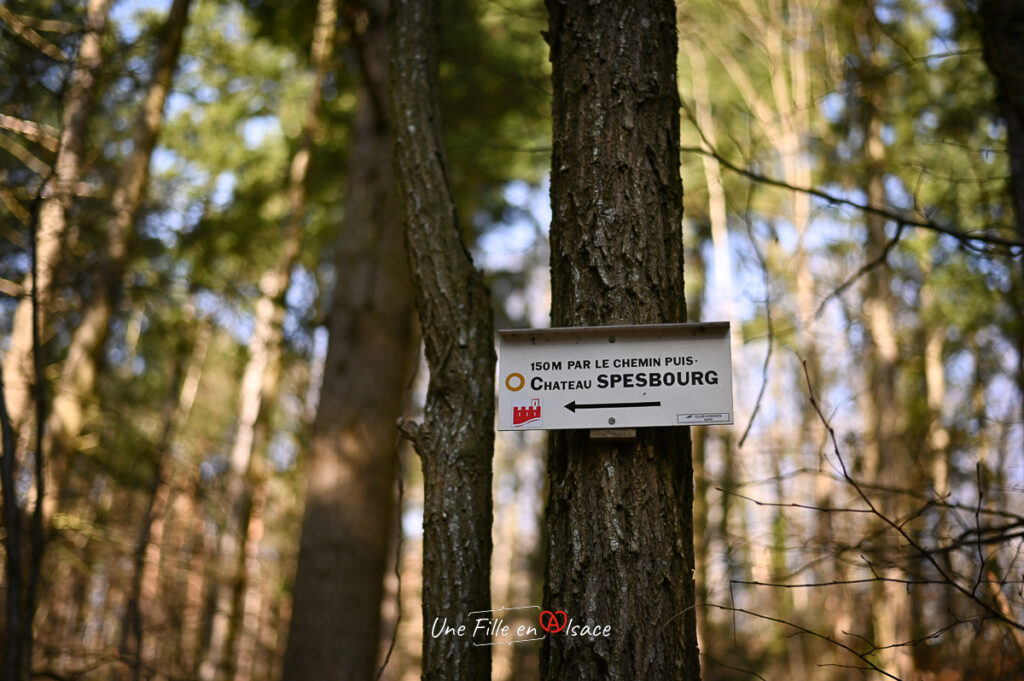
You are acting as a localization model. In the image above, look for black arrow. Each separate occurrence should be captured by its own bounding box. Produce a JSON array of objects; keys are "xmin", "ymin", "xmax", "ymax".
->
[{"xmin": 564, "ymin": 400, "xmax": 661, "ymax": 413}]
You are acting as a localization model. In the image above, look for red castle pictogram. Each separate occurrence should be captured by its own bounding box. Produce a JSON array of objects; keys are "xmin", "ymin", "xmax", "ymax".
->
[{"xmin": 512, "ymin": 398, "xmax": 541, "ymax": 426}]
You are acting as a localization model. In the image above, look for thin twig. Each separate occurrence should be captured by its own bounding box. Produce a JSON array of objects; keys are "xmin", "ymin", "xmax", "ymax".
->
[
  {"xmin": 800, "ymin": 360, "xmax": 1024, "ymax": 633},
  {"xmin": 680, "ymin": 144, "xmax": 1024, "ymax": 254},
  {"xmin": 813, "ymin": 222, "xmax": 906, "ymax": 319},
  {"xmin": 700, "ymin": 602, "xmax": 903, "ymax": 680},
  {"xmin": 738, "ymin": 185, "xmax": 773, "ymax": 448}
]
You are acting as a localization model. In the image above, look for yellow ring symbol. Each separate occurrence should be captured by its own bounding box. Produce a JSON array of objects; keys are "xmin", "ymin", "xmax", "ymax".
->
[{"xmin": 505, "ymin": 373, "xmax": 525, "ymax": 391}]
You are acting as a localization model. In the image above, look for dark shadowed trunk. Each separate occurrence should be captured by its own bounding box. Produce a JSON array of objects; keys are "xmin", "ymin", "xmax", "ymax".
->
[
  {"xmin": 976, "ymin": 0, "xmax": 1024, "ymax": 426},
  {"xmin": 542, "ymin": 1, "xmax": 700, "ymax": 679},
  {"xmin": 281, "ymin": 1, "xmax": 418, "ymax": 679},
  {"xmin": 390, "ymin": 0, "xmax": 495, "ymax": 679}
]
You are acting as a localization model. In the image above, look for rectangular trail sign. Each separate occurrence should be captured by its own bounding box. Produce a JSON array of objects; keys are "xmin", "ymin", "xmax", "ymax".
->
[{"xmin": 497, "ymin": 322, "xmax": 733, "ymax": 431}]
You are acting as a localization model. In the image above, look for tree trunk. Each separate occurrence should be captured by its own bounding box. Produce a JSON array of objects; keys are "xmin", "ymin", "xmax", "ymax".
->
[
  {"xmin": 202, "ymin": 2, "xmax": 338, "ymax": 679},
  {"xmin": 1, "ymin": 366, "xmax": 27, "ymax": 681},
  {"xmin": 115, "ymin": 313, "xmax": 208, "ymax": 681},
  {"xmin": 976, "ymin": 0, "xmax": 1024, "ymax": 451},
  {"xmin": 977, "ymin": 0, "xmax": 1024, "ymax": 240},
  {"xmin": 42, "ymin": 0, "xmax": 193, "ymax": 525},
  {"xmin": 2, "ymin": 0, "xmax": 113, "ymax": 446},
  {"xmin": 391, "ymin": 0, "xmax": 496, "ymax": 680},
  {"xmin": 282, "ymin": 1, "xmax": 420, "ymax": 680},
  {"xmin": 541, "ymin": 2, "xmax": 699, "ymax": 679}
]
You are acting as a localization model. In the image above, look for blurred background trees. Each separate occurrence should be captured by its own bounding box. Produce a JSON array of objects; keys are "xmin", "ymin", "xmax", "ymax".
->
[{"xmin": 0, "ymin": 0, "xmax": 1020, "ymax": 680}]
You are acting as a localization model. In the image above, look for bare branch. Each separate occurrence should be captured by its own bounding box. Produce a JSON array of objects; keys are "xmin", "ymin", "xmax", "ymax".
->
[
  {"xmin": 801, "ymin": 360, "xmax": 1024, "ymax": 633},
  {"xmin": 814, "ymin": 222, "xmax": 906, "ymax": 319},
  {"xmin": 0, "ymin": 6, "xmax": 68, "ymax": 61},
  {"xmin": 737, "ymin": 188, "xmax": 774, "ymax": 449},
  {"xmin": 0, "ymin": 184, "xmax": 32, "ymax": 227},
  {"xmin": 680, "ymin": 143, "xmax": 1024, "ymax": 254},
  {"xmin": 0, "ymin": 133, "xmax": 52, "ymax": 176},
  {"xmin": 699, "ymin": 602, "xmax": 903, "ymax": 680},
  {"xmin": 0, "ymin": 114, "xmax": 59, "ymax": 152},
  {"xmin": 5, "ymin": 12, "xmax": 77, "ymax": 34}
]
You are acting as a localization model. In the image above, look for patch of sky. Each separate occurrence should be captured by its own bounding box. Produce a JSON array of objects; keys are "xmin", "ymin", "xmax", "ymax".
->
[
  {"xmin": 111, "ymin": 0, "xmax": 171, "ymax": 44},
  {"xmin": 923, "ymin": 0, "xmax": 954, "ymax": 36},
  {"xmin": 925, "ymin": 37, "xmax": 954, "ymax": 61},
  {"xmin": 211, "ymin": 172, "xmax": 237, "ymax": 209},
  {"xmin": 226, "ymin": 77, "xmax": 252, "ymax": 94},
  {"xmin": 283, "ymin": 265, "xmax": 318, "ymax": 355},
  {"xmin": 476, "ymin": 179, "xmax": 549, "ymax": 272},
  {"xmin": 150, "ymin": 146, "xmax": 180, "ymax": 176},
  {"xmin": 821, "ymin": 92, "xmax": 844, "ymax": 124},
  {"xmin": 884, "ymin": 175, "xmax": 912, "ymax": 211},
  {"xmin": 917, "ymin": 109, "xmax": 939, "ymax": 135},
  {"xmin": 268, "ymin": 432, "xmax": 298, "ymax": 472},
  {"xmin": 165, "ymin": 91, "xmax": 192, "ymax": 120},
  {"xmin": 194, "ymin": 85, "xmax": 219, "ymax": 104},
  {"xmin": 126, "ymin": 55, "xmax": 150, "ymax": 79},
  {"xmin": 302, "ymin": 325, "xmax": 329, "ymax": 416},
  {"xmin": 218, "ymin": 10, "xmax": 245, "ymax": 44},
  {"xmin": 874, "ymin": 1, "xmax": 898, "ymax": 25},
  {"xmin": 403, "ymin": 506, "xmax": 424, "ymax": 539},
  {"xmin": 240, "ymin": 115, "xmax": 281, "ymax": 149},
  {"xmin": 143, "ymin": 210, "xmax": 184, "ymax": 248},
  {"xmin": 195, "ymin": 289, "xmax": 253, "ymax": 344},
  {"xmin": 38, "ymin": 63, "xmax": 65, "ymax": 95},
  {"xmin": 881, "ymin": 124, "xmax": 895, "ymax": 147}
]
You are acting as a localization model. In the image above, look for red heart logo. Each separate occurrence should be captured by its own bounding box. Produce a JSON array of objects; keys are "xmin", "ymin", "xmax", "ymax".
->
[{"xmin": 539, "ymin": 609, "xmax": 567, "ymax": 633}]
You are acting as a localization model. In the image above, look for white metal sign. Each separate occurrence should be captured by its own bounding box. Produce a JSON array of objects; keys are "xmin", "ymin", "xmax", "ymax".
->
[{"xmin": 497, "ymin": 322, "xmax": 733, "ymax": 431}]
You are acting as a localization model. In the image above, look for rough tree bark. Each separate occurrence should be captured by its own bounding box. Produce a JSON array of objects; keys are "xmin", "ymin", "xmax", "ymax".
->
[
  {"xmin": 391, "ymin": 0, "xmax": 495, "ymax": 679},
  {"xmin": 281, "ymin": 1, "xmax": 418, "ymax": 679},
  {"xmin": 541, "ymin": 1, "xmax": 700, "ymax": 680}
]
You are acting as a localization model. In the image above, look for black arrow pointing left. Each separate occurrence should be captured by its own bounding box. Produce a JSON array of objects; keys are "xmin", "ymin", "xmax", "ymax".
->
[{"xmin": 564, "ymin": 400, "xmax": 661, "ymax": 413}]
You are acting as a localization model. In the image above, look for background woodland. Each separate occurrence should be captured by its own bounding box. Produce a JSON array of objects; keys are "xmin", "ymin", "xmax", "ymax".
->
[{"xmin": 1, "ymin": 0, "xmax": 1022, "ymax": 679}]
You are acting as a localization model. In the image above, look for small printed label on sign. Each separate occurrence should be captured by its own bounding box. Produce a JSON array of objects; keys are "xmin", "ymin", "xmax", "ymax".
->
[
  {"xmin": 497, "ymin": 323, "xmax": 733, "ymax": 431},
  {"xmin": 677, "ymin": 413, "xmax": 731, "ymax": 424}
]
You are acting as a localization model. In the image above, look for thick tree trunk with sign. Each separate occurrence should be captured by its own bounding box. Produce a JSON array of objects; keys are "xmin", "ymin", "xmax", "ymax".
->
[
  {"xmin": 391, "ymin": 0, "xmax": 495, "ymax": 679},
  {"xmin": 541, "ymin": 1, "xmax": 700, "ymax": 680}
]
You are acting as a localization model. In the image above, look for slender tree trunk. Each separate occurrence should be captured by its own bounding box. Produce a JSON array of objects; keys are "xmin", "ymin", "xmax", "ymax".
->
[
  {"xmin": 541, "ymin": 1, "xmax": 699, "ymax": 679},
  {"xmin": 851, "ymin": 6, "xmax": 914, "ymax": 677},
  {"xmin": 42, "ymin": 0, "xmax": 193, "ymax": 526},
  {"xmin": 202, "ymin": 3, "xmax": 337, "ymax": 679},
  {"xmin": 282, "ymin": 1, "xmax": 420, "ymax": 679},
  {"xmin": 115, "ymin": 313, "xmax": 208, "ymax": 681},
  {"xmin": 1, "ymin": 366, "xmax": 26, "ymax": 681},
  {"xmin": 391, "ymin": 0, "xmax": 495, "ymax": 679},
  {"xmin": 2, "ymin": 0, "xmax": 113, "ymax": 444}
]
